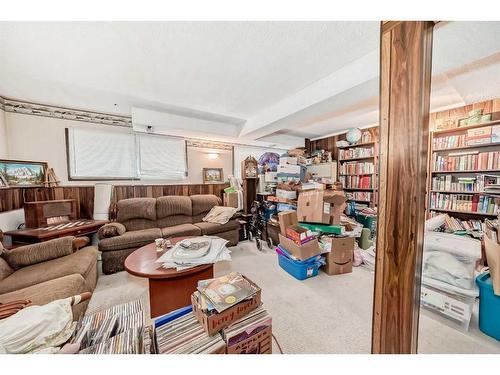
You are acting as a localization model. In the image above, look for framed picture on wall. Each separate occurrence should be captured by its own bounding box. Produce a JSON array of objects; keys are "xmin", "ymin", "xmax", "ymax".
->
[
  {"xmin": 0, "ymin": 159, "xmax": 47, "ymax": 187},
  {"xmin": 203, "ymin": 168, "xmax": 223, "ymax": 184}
]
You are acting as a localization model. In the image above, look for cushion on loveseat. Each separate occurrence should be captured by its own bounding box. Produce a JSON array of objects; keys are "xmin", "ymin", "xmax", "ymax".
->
[
  {"xmin": 156, "ymin": 196, "xmax": 193, "ymax": 228},
  {"xmin": 0, "ymin": 246, "xmax": 98, "ymax": 295},
  {"xmin": 1, "ymin": 237, "xmax": 75, "ymax": 270},
  {"xmin": 98, "ymin": 228, "xmax": 162, "ymax": 252},
  {"xmin": 161, "ymin": 223, "xmax": 202, "ymax": 238},
  {"xmin": 193, "ymin": 220, "xmax": 240, "ymax": 235},
  {"xmin": 190, "ymin": 194, "xmax": 221, "ymax": 222},
  {"xmin": 117, "ymin": 198, "xmax": 157, "ymax": 231}
]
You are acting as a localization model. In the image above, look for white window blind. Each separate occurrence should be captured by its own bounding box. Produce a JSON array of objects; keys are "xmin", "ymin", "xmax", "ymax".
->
[
  {"xmin": 233, "ymin": 145, "xmax": 286, "ymax": 180},
  {"xmin": 137, "ymin": 134, "xmax": 187, "ymax": 180},
  {"xmin": 67, "ymin": 128, "xmax": 137, "ymax": 179}
]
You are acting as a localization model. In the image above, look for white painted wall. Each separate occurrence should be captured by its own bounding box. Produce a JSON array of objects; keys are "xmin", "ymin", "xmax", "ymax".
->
[
  {"xmin": 0, "ymin": 109, "xmax": 7, "ymax": 158},
  {"xmin": 186, "ymin": 146, "xmax": 233, "ymax": 184}
]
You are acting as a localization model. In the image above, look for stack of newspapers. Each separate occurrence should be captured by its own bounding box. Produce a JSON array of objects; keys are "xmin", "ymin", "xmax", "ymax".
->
[{"xmin": 155, "ymin": 236, "xmax": 231, "ymax": 271}]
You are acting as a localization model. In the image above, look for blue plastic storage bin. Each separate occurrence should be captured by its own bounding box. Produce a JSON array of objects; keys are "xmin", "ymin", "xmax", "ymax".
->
[
  {"xmin": 276, "ymin": 245, "xmax": 323, "ymax": 281},
  {"xmin": 476, "ymin": 272, "xmax": 500, "ymax": 340}
]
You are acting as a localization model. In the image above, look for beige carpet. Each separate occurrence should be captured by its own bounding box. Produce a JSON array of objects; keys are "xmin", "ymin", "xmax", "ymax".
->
[{"xmin": 87, "ymin": 240, "xmax": 500, "ymax": 354}]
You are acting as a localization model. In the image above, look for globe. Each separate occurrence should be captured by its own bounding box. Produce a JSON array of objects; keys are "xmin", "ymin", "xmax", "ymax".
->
[{"xmin": 346, "ymin": 128, "xmax": 362, "ymax": 144}]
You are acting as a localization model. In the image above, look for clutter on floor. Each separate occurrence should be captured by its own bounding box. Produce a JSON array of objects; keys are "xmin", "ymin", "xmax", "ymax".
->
[
  {"xmin": 155, "ymin": 236, "xmax": 231, "ymax": 271},
  {"xmin": 154, "ymin": 272, "xmax": 272, "ymax": 354}
]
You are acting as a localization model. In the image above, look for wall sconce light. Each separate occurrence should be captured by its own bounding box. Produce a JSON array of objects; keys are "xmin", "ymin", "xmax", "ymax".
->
[{"xmin": 207, "ymin": 152, "xmax": 219, "ymax": 160}]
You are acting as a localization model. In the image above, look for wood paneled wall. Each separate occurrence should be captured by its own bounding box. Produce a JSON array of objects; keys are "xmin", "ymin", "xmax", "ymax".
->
[{"xmin": 0, "ymin": 183, "xmax": 229, "ymax": 218}]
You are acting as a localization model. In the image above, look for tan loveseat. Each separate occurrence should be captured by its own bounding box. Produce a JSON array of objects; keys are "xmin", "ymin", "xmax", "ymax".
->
[
  {"xmin": 98, "ymin": 194, "xmax": 239, "ymax": 274},
  {"xmin": 0, "ymin": 236, "xmax": 99, "ymax": 320}
]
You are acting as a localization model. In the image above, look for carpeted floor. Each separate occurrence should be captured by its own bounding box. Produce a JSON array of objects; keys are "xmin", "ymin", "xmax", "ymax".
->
[{"xmin": 87, "ymin": 240, "xmax": 500, "ymax": 354}]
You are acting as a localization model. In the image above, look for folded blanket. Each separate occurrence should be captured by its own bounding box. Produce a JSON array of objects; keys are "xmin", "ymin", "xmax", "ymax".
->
[{"xmin": 202, "ymin": 206, "xmax": 237, "ymax": 225}]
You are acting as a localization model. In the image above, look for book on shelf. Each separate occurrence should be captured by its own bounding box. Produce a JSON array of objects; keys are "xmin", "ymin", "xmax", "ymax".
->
[
  {"xmin": 339, "ymin": 147, "xmax": 374, "ymax": 160},
  {"xmin": 339, "ymin": 161, "xmax": 374, "ymax": 175},
  {"xmin": 430, "ymin": 212, "xmax": 485, "ymax": 234},
  {"xmin": 339, "ymin": 175, "xmax": 373, "ymax": 189},
  {"xmin": 346, "ymin": 191, "xmax": 372, "ymax": 202},
  {"xmin": 431, "ymin": 174, "xmax": 499, "ymax": 192},
  {"xmin": 433, "ymin": 134, "xmax": 467, "ymax": 150},
  {"xmin": 432, "ymin": 151, "xmax": 500, "ymax": 172},
  {"xmin": 430, "ymin": 192, "xmax": 499, "ymax": 215}
]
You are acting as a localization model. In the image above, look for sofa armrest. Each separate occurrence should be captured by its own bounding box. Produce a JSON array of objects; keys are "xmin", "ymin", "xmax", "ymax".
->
[
  {"xmin": 97, "ymin": 222, "xmax": 127, "ymax": 240},
  {"xmin": 1, "ymin": 236, "xmax": 75, "ymax": 270}
]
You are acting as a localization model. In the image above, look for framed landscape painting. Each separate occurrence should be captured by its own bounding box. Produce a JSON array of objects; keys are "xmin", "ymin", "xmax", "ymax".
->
[
  {"xmin": 0, "ymin": 159, "xmax": 47, "ymax": 187},
  {"xmin": 203, "ymin": 168, "xmax": 223, "ymax": 183}
]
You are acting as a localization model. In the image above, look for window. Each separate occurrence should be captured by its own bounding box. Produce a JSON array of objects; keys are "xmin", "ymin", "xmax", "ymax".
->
[
  {"xmin": 233, "ymin": 145, "xmax": 286, "ymax": 180},
  {"xmin": 67, "ymin": 128, "xmax": 137, "ymax": 179},
  {"xmin": 137, "ymin": 134, "xmax": 187, "ymax": 180}
]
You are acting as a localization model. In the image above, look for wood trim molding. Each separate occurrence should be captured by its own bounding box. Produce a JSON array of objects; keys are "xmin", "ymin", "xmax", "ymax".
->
[{"xmin": 372, "ymin": 21, "xmax": 434, "ymax": 354}]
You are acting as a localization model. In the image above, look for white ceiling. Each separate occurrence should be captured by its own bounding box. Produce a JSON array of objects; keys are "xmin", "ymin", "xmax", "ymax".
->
[{"xmin": 1, "ymin": 21, "xmax": 500, "ymax": 148}]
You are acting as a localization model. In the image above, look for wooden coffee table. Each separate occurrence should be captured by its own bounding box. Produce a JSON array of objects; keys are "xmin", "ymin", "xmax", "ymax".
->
[{"xmin": 124, "ymin": 237, "xmax": 214, "ymax": 318}]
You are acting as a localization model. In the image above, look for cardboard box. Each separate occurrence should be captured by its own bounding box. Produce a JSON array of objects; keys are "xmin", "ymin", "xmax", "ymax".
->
[
  {"xmin": 225, "ymin": 325, "xmax": 272, "ymax": 354},
  {"xmin": 191, "ymin": 277, "xmax": 262, "ymax": 336},
  {"xmin": 278, "ymin": 210, "xmax": 298, "ymax": 235},
  {"xmin": 224, "ymin": 192, "xmax": 238, "ymax": 208},
  {"xmin": 264, "ymin": 172, "xmax": 278, "ymax": 182},
  {"xmin": 297, "ymin": 190, "xmax": 346, "ymax": 225},
  {"xmin": 277, "ymin": 164, "xmax": 307, "ymax": 182},
  {"xmin": 285, "ymin": 224, "xmax": 314, "ymax": 245},
  {"xmin": 279, "ymin": 156, "xmax": 298, "ymax": 165},
  {"xmin": 323, "ymin": 236, "xmax": 355, "ymax": 275},
  {"xmin": 279, "ymin": 233, "xmax": 321, "ymax": 261},
  {"xmin": 276, "ymin": 189, "xmax": 297, "ymax": 200}
]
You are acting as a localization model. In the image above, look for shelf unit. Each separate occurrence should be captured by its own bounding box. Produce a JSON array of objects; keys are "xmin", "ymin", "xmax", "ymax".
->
[
  {"xmin": 337, "ymin": 127, "xmax": 379, "ymax": 208},
  {"xmin": 427, "ymin": 111, "xmax": 500, "ymax": 221}
]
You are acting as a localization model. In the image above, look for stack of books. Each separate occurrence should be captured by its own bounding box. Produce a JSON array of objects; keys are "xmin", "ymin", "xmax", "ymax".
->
[
  {"xmin": 433, "ymin": 134, "xmax": 467, "ymax": 149},
  {"xmin": 339, "ymin": 175, "xmax": 373, "ymax": 189},
  {"xmin": 433, "ymin": 151, "xmax": 500, "ymax": 172},
  {"xmin": 339, "ymin": 162, "xmax": 374, "ymax": 175},
  {"xmin": 339, "ymin": 147, "xmax": 374, "ymax": 159},
  {"xmin": 346, "ymin": 191, "xmax": 372, "ymax": 202},
  {"xmin": 431, "ymin": 212, "xmax": 485, "ymax": 233}
]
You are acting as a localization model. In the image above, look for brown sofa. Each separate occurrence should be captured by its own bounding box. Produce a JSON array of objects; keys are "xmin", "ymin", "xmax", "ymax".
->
[
  {"xmin": 0, "ymin": 236, "xmax": 99, "ymax": 320},
  {"xmin": 98, "ymin": 194, "xmax": 239, "ymax": 274}
]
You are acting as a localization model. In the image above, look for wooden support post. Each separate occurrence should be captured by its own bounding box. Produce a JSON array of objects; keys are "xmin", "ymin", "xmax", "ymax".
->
[{"xmin": 372, "ymin": 21, "xmax": 434, "ymax": 354}]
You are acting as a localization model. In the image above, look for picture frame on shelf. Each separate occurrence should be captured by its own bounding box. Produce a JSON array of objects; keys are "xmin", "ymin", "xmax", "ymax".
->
[
  {"xmin": 0, "ymin": 159, "xmax": 47, "ymax": 187},
  {"xmin": 203, "ymin": 167, "xmax": 224, "ymax": 184}
]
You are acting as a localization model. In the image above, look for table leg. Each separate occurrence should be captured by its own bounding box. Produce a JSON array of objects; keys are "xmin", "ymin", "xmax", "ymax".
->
[{"xmin": 148, "ymin": 265, "xmax": 214, "ymax": 318}]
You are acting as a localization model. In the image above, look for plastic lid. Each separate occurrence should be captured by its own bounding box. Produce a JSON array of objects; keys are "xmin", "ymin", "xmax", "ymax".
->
[{"xmin": 476, "ymin": 272, "xmax": 493, "ymax": 290}]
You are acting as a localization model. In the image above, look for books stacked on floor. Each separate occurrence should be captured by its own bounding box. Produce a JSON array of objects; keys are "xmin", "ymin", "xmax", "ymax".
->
[
  {"xmin": 339, "ymin": 175, "xmax": 373, "ymax": 189},
  {"xmin": 339, "ymin": 161, "xmax": 374, "ymax": 175},
  {"xmin": 72, "ymin": 299, "xmax": 151, "ymax": 354},
  {"xmin": 339, "ymin": 146, "xmax": 374, "ymax": 160},
  {"xmin": 154, "ymin": 273, "xmax": 272, "ymax": 354},
  {"xmin": 432, "ymin": 151, "xmax": 500, "ymax": 172},
  {"xmin": 433, "ymin": 134, "xmax": 467, "ymax": 150},
  {"xmin": 155, "ymin": 236, "xmax": 231, "ymax": 271},
  {"xmin": 438, "ymin": 213, "xmax": 485, "ymax": 233},
  {"xmin": 430, "ymin": 192, "xmax": 500, "ymax": 215}
]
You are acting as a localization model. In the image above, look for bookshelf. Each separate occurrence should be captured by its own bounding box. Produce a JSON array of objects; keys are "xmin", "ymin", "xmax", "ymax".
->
[
  {"xmin": 427, "ymin": 100, "xmax": 500, "ymax": 223},
  {"xmin": 337, "ymin": 127, "xmax": 379, "ymax": 208}
]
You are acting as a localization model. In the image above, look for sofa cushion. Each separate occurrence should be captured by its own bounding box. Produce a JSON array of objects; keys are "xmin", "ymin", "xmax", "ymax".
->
[
  {"xmin": 157, "ymin": 196, "xmax": 192, "ymax": 218},
  {"xmin": 98, "ymin": 228, "xmax": 162, "ymax": 252},
  {"xmin": 2, "ymin": 237, "xmax": 75, "ymax": 270},
  {"xmin": 161, "ymin": 224, "xmax": 202, "ymax": 238},
  {"xmin": 193, "ymin": 220, "xmax": 239, "ymax": 235},
  {"xmin": 190, "ymin": 194, "xmax": 221, "ymax": 216},
  {"xmin": 0, "ymin": 257, "xmax": 13, "ymax": 281},
  {"xmin": 117, "ymin": 198, "xmax": 157, "ymax": 231},
  {"xmin": 98, "ymin": 222, "xmax": 127, "ymax": 240},
  {"xmin": 0, "ymin": 274, "xmax": 89, "ymax": 318},
  {"xmin": 0, "ymin": 247, "xmax": 98, "ymax": 295}
]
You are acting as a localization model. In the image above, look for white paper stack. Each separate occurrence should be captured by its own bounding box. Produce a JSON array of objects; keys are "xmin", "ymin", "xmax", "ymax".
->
[{"xmin": 155, "ymin": 236, "xmax": 231, "ymax": 271}]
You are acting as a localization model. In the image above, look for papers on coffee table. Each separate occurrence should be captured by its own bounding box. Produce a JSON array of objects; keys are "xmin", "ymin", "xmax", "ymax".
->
[{"xmin": 155, "ymin": 236, "xmax": 231, "ymax": 271}]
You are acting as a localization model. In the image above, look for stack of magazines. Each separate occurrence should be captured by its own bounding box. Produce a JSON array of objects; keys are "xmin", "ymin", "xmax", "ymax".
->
[
  {"xmin": 155, "ymin": 236, "xmax": 231, "ymax": 271},
  {"xmin": 196, "ymin": 272, "xmax": 260, "ymax": 314},
  {"xmin": 155, "ymin": 312, "xmax": 225, "ymax": 354},
  {"xmin": 72, "ymin": 299, "xmax": 150, "ymax": 354}
]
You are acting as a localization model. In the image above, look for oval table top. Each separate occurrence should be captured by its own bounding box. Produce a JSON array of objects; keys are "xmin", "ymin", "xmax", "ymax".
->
[{"xmin": 124, "ymin": 237, "xmax": 213, "ymax": 280}]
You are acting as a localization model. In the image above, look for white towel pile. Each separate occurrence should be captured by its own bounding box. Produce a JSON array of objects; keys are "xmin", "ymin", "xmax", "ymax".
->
[{"xmin": 155, "ymin": 236, "xmax": 231, "ymax": 271}]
